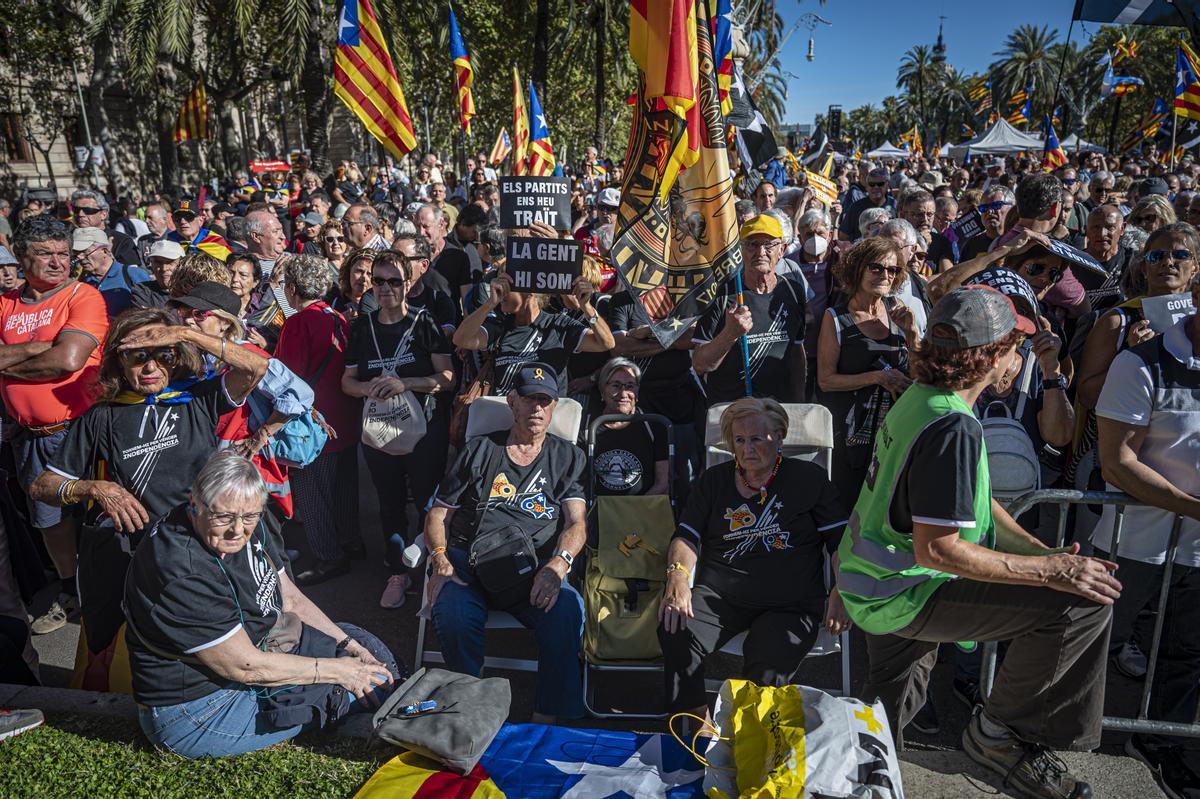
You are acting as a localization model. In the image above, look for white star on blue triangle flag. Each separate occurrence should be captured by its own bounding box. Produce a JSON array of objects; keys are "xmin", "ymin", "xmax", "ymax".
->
[{"xmin": 480, "ymin": 723, "xmax": 704, "ymax": 798}]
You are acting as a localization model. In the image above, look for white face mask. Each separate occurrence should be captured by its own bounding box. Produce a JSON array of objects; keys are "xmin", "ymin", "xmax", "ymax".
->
[{"xmin": 803, "ymin": 235, "xmax": 828, "ymax": 258}]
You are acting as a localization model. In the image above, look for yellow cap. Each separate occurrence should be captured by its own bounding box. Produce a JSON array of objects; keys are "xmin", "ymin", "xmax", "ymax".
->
[{"xmin": 739, "ymin": 214, "xmax": 784, "ymax": 241}]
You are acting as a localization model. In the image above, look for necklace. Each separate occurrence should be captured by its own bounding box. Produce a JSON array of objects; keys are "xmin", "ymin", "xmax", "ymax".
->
[{"xmin": 737, "ymin": 454, "xmax": 783, "ymax": 503}]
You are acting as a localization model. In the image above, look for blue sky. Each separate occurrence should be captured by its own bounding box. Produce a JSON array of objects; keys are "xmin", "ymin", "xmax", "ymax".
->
[{"xmin": 776, "ymin": 0, "xmax": 1083, "ymax": 124}]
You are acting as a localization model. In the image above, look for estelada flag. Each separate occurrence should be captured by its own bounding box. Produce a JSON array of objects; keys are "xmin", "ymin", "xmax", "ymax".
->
[
  {"xmin": 512, "ymin": 66, "xmax": 529, "ymax": 176},
  {"xmin": 333, "ymin": 0, "xmax": 417, "ymax": 159},
  {"xmin": 355, "ymin": 752, "xmax": 505, "ymax": 798},
  {"xmin": 527, "ymin": 82, "xmax": 556, "ymax": 176},
  {"xmin": 1175, "ymin": 40, "xmax": 1200, "ymax": 121},
  {"xmin": 449, "ymin": 4, "xmax": 476, "ymax": 134},
  {"xmin": 1042, "ymin": 118, "xmax": 1068, "ymax": 171},
  {"xmin": 174, "ymin": 78, "xmax": 209, "ymax": 142},
  {"xmin": 613, "ymin": 0, "xmax": 740, "ymax": 347},
  {"xmin": 489, "ymin": 128, "xmax": 511, "ymax": 166}
]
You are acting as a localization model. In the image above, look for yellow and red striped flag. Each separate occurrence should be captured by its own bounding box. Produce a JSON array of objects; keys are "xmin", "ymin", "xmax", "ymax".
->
[
  {"xmin": 512, "ymin": 66, "xmax": 529, "ymax": 176},
  {"xmin": 448, "ymin": 5, "xmax": 475, "ymax": 134},
  {"xmin": 488, "ymin": 128, "xmax": 511, "ymax": 166},
  {"xmin": 630, "ymin": 0, "xmax": 699, "ymax": 199},
  {"xmin": 355, "ymin": 752, "xmax": 505, "ymax": 799},
  {"xmin": 333, "ymin": 0, "xmax": 416, "ymax": 159},
  {"xmin": 527, "ymin": 82, "xmax": 556, "ymax": 176},
  {"xmin": 173, "ymin": 78, "xmax": 209, "ymax": 142}
]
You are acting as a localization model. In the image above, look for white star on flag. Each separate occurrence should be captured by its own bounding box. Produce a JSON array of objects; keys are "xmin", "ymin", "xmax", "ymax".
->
[
  {"xmin": 546, "ymin": 735, "xmax": 701, "ymax": 798},
  {"xmin": 537, "ymin": 114, "xmax": 548, "ymax": 131},
  {"xmin": 338, "ymin": 5, "xmax": 354, "ymax": 39}
]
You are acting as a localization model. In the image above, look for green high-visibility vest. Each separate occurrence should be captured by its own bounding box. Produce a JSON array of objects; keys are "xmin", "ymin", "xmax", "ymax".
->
[{"xmin": 836, "ymin": 382, "xmax": 994, "ymax": 635}]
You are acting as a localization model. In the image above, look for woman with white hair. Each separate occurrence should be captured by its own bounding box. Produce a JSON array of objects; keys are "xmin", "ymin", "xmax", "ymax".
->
[
  {"xmin": 124, "ymin": 453, "xmax": 402, "ymax": 758},
  {"xmin": 858, "ymin": 206, "xmax": 893, "ymax": 240},
  {"xmin": 591, "ymin": 357, "xmax": 669, "ymax": 496}
]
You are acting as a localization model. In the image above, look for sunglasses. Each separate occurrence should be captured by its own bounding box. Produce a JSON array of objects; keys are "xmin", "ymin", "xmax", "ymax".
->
[
  {"xmin": 868, "ymin": 181, "xmax": 888, "ymax": 188},
  {"xmin": 1144, "ymin": 248, "xmax": 1196, "ymax": 263},
  {"xmin": 978, "ymin": 201, "xmax": 1010, "ymax": 213},
  {"xmin": 1022, "ymin": 262, "xmax": 1065, "ymax": 282},
  {"xmin": 324, "ymin": 236, "xmax": 345, "ymax": 243},
  {"xmin": 372, "ymin": 275, "xmax": 407, "ymax": 288},
  {"xmin": 118, "ymin": 347, "xmax": 179, "ymax": 368},
  {"xmin": 866, "ymin": 263, "xmax": 902, "ymax": 277},
  {"xmin": 1062, "ymin": 178, "xmax": 1079, "ymax": 187},
  {"xmin": 74, "ymin": 206, "xmax": 103, "ymax": 215},
  {"xmin": 180, "ymin": 307, "xmax": 214, "ymax": 324}
]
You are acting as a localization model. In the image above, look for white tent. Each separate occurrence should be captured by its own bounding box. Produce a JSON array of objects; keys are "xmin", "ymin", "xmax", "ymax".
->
[
  {"xmin": 1060, "ymin": 134, "xmax": 1105, "ymax": 153},
  {"xmin": 948, "ymin": 119, "xmax": 1044, "ymax": 160},
  {"xmin": 867, "ymin": 141, "xmax": 909, "ymax": 158}
]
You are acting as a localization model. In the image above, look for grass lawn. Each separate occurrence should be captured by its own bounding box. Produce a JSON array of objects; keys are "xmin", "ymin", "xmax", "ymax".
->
[{"xmin": 0, "ymin": 713, "xmax": 389, "ymax": 798}]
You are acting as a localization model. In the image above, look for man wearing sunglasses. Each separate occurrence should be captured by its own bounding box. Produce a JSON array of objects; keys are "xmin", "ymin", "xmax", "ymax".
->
[
  {"xmin": 0, "ymin": 217, "xmax": 108, "ymax": 635},
  {"xmin": 1083, "ymin": 171, "xmax": 1114, "ymax": 213},
  {"xmin": 72, "ymin": 227, "xmax": 153, "ymax": 319},
  {"xmin": 69, "ymin": 189, "xmax": 142, "ymax": 268},
  {"xmin": 959, "ymin": 186, "xmax": 1015, "ymax": 262},
  {"xmin": 839, "ymin": 167, "xmax": 895, "ymax": 242}
]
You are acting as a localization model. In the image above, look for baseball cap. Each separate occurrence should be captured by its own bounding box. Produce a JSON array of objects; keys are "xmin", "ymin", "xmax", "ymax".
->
[
  {"xmin": 0, "ymin": 245, "xmax": 16, "ymax": 266},
  {"xmin": 212, "ymin": 202, "xmax": 233, "ymax": 216},
  {"xmin": 1141, "ymin": 176, "xmax": 1170, "ymax": 196},
  {"xmin": 513, "ymin": 362, "xmax": 560, "ymax": 399},
  {"xmin": 174, "ymin": 198, "xmax": 199, "ymax": 217},
  {"xmin": 71, "ymin": 227, "xmax": 108, "ymax": 252},
  {"xmin": 927, "ymin": 285, "xmax": 1035, "ymax": 350},
  {"xmin": 148, "ymin": 240, "xmax": 185, "ymax": 261},
  {"xmin": 966, "ymin": 267, "xmax": 1040, "ymax": 325},
  {"xmin": 300, "ymin": 211, "xmax": 324, "ymax": 227},
  {"xmin": 988, "ymin": 158, "xmax": 1005, "ymax": 170},
  {"xmin": 597, "ymin": 187, "xmax": 621, "ymax": 208},
  {"xmin": 739, "ymin": 213, "xmax": 784, "ymax": 241},
  {"xmin": 171, "ymin": 281, "xmax": 241, "ymax": 316}
]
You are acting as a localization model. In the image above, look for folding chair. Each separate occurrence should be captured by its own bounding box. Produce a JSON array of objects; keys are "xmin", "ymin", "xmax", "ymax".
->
[
  {"xmin": 403, "ymin": 395, "xmax": 583, "ymax": 674},
  {"xmin": 580, "ymin": 413, "xmax": 677, "ymax": 718},
  {"xmin": 703, "ymin": 402, "xmax": 852, "ymax": 698}
]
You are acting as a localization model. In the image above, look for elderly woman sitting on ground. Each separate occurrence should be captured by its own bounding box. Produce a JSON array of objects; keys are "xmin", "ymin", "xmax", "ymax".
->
[
  {"xmin": 657, "ymin": 397, "xmax": 850, "ymax": 724},
  {"xmin": 124, "ymin": 453, "xmax": 403, "ymax": 759}
]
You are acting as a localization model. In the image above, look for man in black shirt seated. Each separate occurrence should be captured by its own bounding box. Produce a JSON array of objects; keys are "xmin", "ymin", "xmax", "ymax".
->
[{"xmin": 424, "ymin": 363, "xmax": 589, "ymax": 723}]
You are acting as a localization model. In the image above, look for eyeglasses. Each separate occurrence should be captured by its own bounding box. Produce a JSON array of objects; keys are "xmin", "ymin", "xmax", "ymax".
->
[
  {"xmin": 1144, "ymin": 248, "xmax": 1196, "ymax": 263},
  {"xmin": 607, "ymin": 381, "xmax": 638, "ymax": 393},
  {"xmin": 866, "ymin": 263, "xmax": 902, "ymax": 277},
  {"xmin": 117, "ymin": 347, "xmax": 179, "ymax": 368},
  {"xmin": 743, "ymin": 240, "xmax": 781, "ymax": 251},
  {"xmin": 1091, "ymin": 185, "xmax": 1112, "ymax": 195},
  {"xmin": 1022, "ymin": 262, "xmax": 1065, "ymax": 282},
  {"xmin": 74, "ymin": 206, "xmax": 103, "ymax": 216},
  {"xmin": 204, "ymin": 509, "xmax": 263, "ymax": 529},
  {"xmin": 1130, "ymin": 215, "xmax": 1159, "ymax": 228},
  {"xmin": 978, "ymin": 201, "xmax": 1010, "ymax": 213}
]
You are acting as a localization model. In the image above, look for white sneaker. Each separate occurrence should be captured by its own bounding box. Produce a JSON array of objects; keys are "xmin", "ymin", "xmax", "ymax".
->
[
  {"xmin": 30, "ymin": 593, "xmax": 78, "ymax": 635},
  {"xmin": 1114, "ymin": 641, "xmax": 1149, "ymax": 679},
  {"xmin": 380, "ymin": 574, "xmax": 410, "ymax": 609}
]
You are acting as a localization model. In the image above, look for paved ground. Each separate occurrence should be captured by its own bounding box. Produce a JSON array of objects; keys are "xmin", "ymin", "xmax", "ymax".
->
[{"xmin": 22, "ymin": 452, "xmax": 1167, "ymax": 797}]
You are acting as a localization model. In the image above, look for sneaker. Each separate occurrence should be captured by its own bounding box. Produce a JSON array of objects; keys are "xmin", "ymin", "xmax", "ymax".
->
[
  {"xmin": 1125, "ymin": 734, "xmax": 1200, "ymax": 799},
  {"xmin": 908, "ymin": 697, "xmax": 940, "ymax": 735},
  {"xmin": 0, "ymin": 709, "xmax": 44, "ymax": 741},
  {"xmin": 1114, "ymin": 641, "xmax": 1149, "ymax": 679},
  {"xmin": 954, "ymin": 678, "xmax": 982, "ymax": 711},
  {"xmin": 380, "ymin": 574, "xmax": 410, "ymax": 609},
  {"xmin": 963, "ymin": 711, "xmax": 1092, "ymax": 799},
  {"xmin": 30, "ymin": 593, "xmax": 77, "ymax": 635}
]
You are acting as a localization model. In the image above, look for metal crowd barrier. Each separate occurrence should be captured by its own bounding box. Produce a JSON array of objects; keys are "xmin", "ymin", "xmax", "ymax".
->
[{"xmin": 980, "ymin": 489, "xmax": 1200, "ymax": 738}]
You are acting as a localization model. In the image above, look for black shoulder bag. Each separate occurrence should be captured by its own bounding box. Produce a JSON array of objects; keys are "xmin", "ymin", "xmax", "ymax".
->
[{"xmin": 466, "ymin": 434, "xmax": 559, "ymax": 608}]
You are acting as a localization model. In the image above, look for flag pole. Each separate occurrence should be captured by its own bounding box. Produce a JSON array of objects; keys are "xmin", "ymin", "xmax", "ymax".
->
[
  {"xmin": 733, "ymin": 271, "xmax": 752, "ymax": 397},
  {"xmin": 1172, "ymin": 110, "xmax": 1179, "ymax": 169}
]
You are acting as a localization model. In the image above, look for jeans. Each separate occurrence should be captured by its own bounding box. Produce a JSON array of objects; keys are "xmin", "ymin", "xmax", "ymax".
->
[
  {"xmin": 138, "ymin": 623, "xmax": 398, "ymax": 759},
  {"xmin": 361, "ymin": 416, "xmax": 448, "ymax": 575},
  {"xmin": 430, "ymin": 547, "xmax": 585, "ymax": 719}
]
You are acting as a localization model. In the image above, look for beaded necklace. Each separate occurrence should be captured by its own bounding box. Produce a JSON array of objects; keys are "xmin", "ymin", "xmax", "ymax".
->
[{"xmin": 737, "ymin": 454, "xmax": 783, "ymax": 503}]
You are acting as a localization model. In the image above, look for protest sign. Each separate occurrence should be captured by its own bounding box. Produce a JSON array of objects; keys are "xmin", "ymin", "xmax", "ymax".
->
[
  {"xmin": 945, "ymin": 208, "xmax": 983, "ymax": 244},
  {"xmin": 1142, "ymin": 293, "xmax": 1196, "ymax": 333},
  {"xmin": 506, "ymin": 236, "xmax": 583, "ymax": 293},
  {"xmin": 499, "ymin": 176, "xmax": 571, "ymax": 230}
]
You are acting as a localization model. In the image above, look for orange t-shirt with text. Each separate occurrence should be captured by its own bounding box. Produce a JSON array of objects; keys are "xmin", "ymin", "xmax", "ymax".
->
[{"xmin": 0, "ymin": 281, "xmax": 108, "ymax": 427}]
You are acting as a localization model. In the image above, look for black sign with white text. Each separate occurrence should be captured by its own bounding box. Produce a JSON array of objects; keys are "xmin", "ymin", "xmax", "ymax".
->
[
  {"xmin": 499, "ymin": 176, "xmax": 572, "ymax": 230},
  {"xmin": 505, "ymin": 236, "xmax": 583, "ymax": 293}
]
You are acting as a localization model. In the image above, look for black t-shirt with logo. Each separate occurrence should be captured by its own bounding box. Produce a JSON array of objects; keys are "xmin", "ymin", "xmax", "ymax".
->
[
  {"xmin": 49, "ymin": 377, "xmax": 238, "ymax": 528},
  {"xmin": 482, "ymin": 311, "xmax": 588, "ymax": 396},
  {"xmin": 124, "ymin": 506, "xmax": 285, "ymax": 706},
  {"xmin": 346, "ymin": 308, "xmax": 451, "ymax": 381},
  {"xmin": 594, "ymin": 420, "xmax": 669, "ymax": 496},
  {"xmin": 673, "ymin": 458, "xmax": 846, "ymax": 610},
  {"xmin": 694, "ymin": 276, "xmax": 806, "ymax": 405},
  {"xmin": 437, "ymin": 432, "xmax": 587, "ymax": 555},
  {"xmin": 607, "ymin": 291, "xmax": 694, "ymax": 389},
  {"xmin": 1074, "ymin": 246, "xmax": 1133, "ymax": 312}
]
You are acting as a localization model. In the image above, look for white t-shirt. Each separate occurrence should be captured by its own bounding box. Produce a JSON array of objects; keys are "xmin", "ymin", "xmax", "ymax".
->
[
  {"xmin": 890, "ymin": 277, "xmax": 928, "ymax": 338},
  {"xmin": 1093, "ymin": 317, "xmax": 1200, "ymax": 566}
]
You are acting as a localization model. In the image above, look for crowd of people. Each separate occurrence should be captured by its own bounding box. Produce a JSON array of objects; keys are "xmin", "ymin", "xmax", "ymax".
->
[{"xmin": 1, "ymin": 142, "xmax": 1199, "ymax": 798}]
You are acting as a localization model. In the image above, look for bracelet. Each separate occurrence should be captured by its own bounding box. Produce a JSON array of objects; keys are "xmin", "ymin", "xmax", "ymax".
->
[
  {"xmin": 57, "ymin": 479, "xmax": 73, "ymax": 505},
  {"xmin": 431, "ymin": 546, "xmax": 447, "ymax": 558},
  {"xmin": 65, "ymin": 480, "xmax": 81, "ymax": 505},
  {"xmin": 667, "ymin": 562, "xmax": 692, "ymax": 582},
  {"xmin": 336, "ymin": 636, "xmax": 353, "ymax": 652}
]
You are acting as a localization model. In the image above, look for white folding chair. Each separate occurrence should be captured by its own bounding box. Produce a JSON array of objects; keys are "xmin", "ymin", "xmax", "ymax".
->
[
  {"xmin": 404, "ymin": 395, "xmax": 583, "ymax": 674},
  {"xmin": 702, "ymin": 402, "xmax": 851, "ymax": 697}
]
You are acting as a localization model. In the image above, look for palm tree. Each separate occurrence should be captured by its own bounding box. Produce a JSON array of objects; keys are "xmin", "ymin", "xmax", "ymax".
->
[
  {"xmin": 990, "ymin": 24, "xmax": 1059, "ymax": 103},
  {"xmin": 550, "ymin": 0, "xmax": 633, "ymax": 155},
  {"xmin": 897, "ymin": 45, "xmax": 948, "ymax": 144}
]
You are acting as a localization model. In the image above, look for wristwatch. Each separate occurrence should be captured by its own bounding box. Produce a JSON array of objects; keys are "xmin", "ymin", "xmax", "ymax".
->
[
  {"xmin": 1045, "ymin": 374, "xmax": 1068, "ymax": 391},
  {"xmin": 556, "ymin": 549, "xmax": 575, "ymax": 572},
  {"xmin": 585, "ymin": 313, "xmax": 600, "ymax": 326}
]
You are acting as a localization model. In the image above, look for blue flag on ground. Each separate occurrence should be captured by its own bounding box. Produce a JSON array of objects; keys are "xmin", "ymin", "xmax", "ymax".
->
[{"xmin": 480, "ymin": 723, "xmax": 704, "ymax": 798}]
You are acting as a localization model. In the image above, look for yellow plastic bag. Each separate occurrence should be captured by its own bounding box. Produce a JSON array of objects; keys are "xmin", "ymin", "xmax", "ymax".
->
[{"xmin": 713, "ymin": 679, "xmax": 808, "ymax": 798}]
